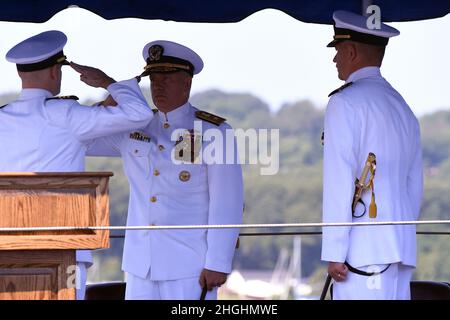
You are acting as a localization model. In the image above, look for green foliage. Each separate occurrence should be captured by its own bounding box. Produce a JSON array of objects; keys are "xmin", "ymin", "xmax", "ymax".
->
[
  {"xmin": 1, "ymin": 90, "xmax": 448, "ymax": 284},
  {"xmin": 190, "ymin": 89, "xmax": 272, "ymax": 129},
  {"xmin": 421, "ymin": 111, "xmax": 450, "ymax": 167}
]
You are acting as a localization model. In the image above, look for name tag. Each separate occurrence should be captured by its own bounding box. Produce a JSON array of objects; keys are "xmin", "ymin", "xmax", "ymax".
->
[{"xmin": 129, "ymin": 132, "xmax": 151, "ymax": 143}]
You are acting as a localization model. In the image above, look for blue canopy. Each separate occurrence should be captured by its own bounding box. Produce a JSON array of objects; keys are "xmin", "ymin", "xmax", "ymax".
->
[{"xmin": 1, "ymin": 0, "xmax": 449, "ymax": 24}]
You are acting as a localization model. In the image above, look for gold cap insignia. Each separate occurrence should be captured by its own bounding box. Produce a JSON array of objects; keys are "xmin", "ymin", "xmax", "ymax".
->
[
  {"xmin": 148, "ymin": 45, "xmax": 164, "ymax": 62},
  {"xmin": 179, "ymin": 170, "xmax": 191, "ymax": 182}
]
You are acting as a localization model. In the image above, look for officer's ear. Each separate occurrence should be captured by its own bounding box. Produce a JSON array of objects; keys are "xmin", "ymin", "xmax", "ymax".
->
[
  {"xmin": 347, "ymin": 42, "xmax": 357, "ymax": 62},
  {"xmin": 49, "ymin": 64, "xmax": 61, "ymax": 80},
  {"xmin": 183, "ymin": 73, "xmax": 192, "ymax": 91}
]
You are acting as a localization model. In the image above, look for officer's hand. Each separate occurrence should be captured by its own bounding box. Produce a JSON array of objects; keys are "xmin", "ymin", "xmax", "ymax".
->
[
  {"xmin": 199, "ymin": 268, "xmax": 227, "ymax": 291},
  {"xmin": 70, "ymin": 62, "xmax": 116, "ymax": 89},
  {"xmin": 101, "ymin": 94, "xmax": 118, "ymax": 107},
  {"xmin": 328, "ymin": 262, "xmax": 348, "ymax": 282}
]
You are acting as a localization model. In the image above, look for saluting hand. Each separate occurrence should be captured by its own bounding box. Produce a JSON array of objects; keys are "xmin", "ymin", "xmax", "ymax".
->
[
  {"xmin": 328, "ymin": 261, "xmax": 348, "ymax": 282},
  {"xmin": 70, "ymin": 62, "xmax": 116, "ymax": 89},
  {"xmin": 199, "ymin": 268, "xmax": 228, "ymax": 291}
]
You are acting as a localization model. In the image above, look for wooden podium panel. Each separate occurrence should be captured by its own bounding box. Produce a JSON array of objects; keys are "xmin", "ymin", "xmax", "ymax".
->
[
  {"xmin": 0, "ymin": 173, "xmax": 112, "ymax": 250},
  {"xmin": 0, "ymin": 173, "xmax": 113, "ymax": 300},
  {"xmin": 0, "ymin": 250, "xmax": 75, "ymax": 300}
]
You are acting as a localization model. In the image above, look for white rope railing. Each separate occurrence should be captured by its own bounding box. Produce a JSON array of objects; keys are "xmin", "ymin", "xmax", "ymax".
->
[{"xmin": 0, "ymin": 220, "xmax": 449, "ymax": 232}]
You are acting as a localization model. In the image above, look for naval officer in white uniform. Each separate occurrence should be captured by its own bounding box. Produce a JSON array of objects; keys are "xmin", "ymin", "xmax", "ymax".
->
[
  {"xmin": 0, "ymin": 30, "xmax": 153, "ymax": 299},
  {"xmin": 321, "ymin": 11, "xmax": 423, "ymax": 299},
  {"xmin": 87, "ymin": 40, "xmax": 244, "ymax": 300}
]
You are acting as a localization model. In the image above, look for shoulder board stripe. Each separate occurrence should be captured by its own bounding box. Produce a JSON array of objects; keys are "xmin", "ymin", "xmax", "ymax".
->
[
  {"xmin": 0, "ymin": 104, "xmax": 7, "ymax": 109},
  {"xmin": 46, "ymin": 95, "xmax": 79, "ymax": 101},
  {"xmin": 195, "ymin": 110, "xmax": 226, "ymax": 126},
  {"xmin": 328, "ymin": 82, "xmax": 353, "ymax": 97}
]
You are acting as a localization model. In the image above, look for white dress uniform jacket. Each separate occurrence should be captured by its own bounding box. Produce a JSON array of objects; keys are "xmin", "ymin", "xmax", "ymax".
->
[
  {"xmin": 321, "ymin": 67, "xmax": 423, "ymax": 268},
  {"xmin": 0, "ymin": 78, "xmax": 153, "ymax": 265},
  {"xmin": 87, "ymin": 102, "xmax": 244, "ymax": 280}
]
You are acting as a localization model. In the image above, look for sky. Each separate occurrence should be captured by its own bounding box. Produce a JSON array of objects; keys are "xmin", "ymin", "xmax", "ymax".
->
[{"xmin": 0, "ymin": 7, "xmax": 449, "ymax": 116}]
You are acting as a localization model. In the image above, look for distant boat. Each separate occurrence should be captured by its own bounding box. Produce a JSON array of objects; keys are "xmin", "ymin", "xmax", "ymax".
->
[{"xmin": 222, "ymin": 236, "xmax": 313, "ymax": 300}]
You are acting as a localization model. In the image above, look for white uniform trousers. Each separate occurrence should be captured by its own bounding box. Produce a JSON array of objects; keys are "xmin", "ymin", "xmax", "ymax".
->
[
  {"xmin": 333, "ymin": 263, "xmax": 413, "ymax": 300},
  {"xmin": 125, "ymin": 273, "xmax": 218, "ymax": 300},
  {"xmin": 76, "ymin": 262, "xmax": 88, "ymax": 300}
]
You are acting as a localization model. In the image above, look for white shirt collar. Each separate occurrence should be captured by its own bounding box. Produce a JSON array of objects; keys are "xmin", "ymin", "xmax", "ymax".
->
[
  {"xmin": 158, "ymin": 102, "xmax": 191, "ymax": 124},
  {"xmin": 346, "ymin": 66, "xmax": 382, "ymax": 84},
  {"xmin": 18, "ymin": 88, "xmax": 53, "ymax": 100}
]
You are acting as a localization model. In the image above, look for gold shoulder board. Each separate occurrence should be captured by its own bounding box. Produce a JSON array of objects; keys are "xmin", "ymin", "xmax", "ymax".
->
[{"xmin": 195, "ymin": 110, "xmax": 226, "ymax": 126}]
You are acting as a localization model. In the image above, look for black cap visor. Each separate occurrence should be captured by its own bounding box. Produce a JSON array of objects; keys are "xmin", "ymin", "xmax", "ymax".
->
[
  {"xmin": 327, "ymin": 27, "xmax": 389, "ymax": 47},
  {"xmin": 16, "ymin": 51, "xmax": 69, "ymax": 72},
  {"xmin": 141, "ymin": 55, "xmax": 194, "ymax": 77}
]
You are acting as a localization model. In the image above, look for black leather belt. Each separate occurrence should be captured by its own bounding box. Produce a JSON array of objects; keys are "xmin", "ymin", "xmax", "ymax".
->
[{"xmin": 345, "ymin": 261, "xmax": 391, "ymax": 276}]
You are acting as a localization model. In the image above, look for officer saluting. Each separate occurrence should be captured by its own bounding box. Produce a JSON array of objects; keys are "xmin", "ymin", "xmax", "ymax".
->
[
  {"xmin": 87, "ymin": 40, "xmax": 244, "ymax": 300},
  {"xmin": 321, "ymin": 11, "xmax": 423, "ymax": 299},
  {"xmin": 0, "ymin": 30, "xmax": 153, "ymax": 299}
]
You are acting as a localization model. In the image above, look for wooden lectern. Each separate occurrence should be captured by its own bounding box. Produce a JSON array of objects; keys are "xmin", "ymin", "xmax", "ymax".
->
[{"xmin": 0, "ymin": 172, "xmax": 112, "ymax": 300}]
